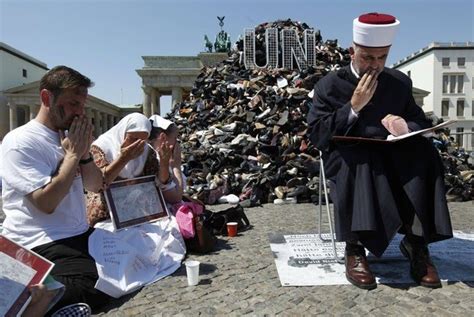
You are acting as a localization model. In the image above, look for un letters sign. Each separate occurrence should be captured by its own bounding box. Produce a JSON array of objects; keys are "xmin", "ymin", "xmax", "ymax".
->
[{"xmin": 243, "ymin": 28, "xmax": 318, "ymax": 71}]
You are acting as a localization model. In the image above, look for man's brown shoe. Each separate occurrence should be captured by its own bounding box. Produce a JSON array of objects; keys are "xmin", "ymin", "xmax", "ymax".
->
[
  {"xmin": 345, "ymin": 248, "xmax": 376, "ymax": 290},
  {"xmin": 400, "ymin": 237, "xmax": 441, "ymax": 288}
]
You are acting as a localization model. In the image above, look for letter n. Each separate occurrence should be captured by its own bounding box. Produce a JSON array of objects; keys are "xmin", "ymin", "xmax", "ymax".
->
[{"xmin": 281, "ymin": 29, "xmax": 314, "ymax": 70}]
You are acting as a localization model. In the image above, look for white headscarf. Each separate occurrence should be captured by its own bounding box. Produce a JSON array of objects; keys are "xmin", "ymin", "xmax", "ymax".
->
[
  {"xmin": 93, "ymin": 113, "xmax": 151, "ymax": 179},
  {"xmin": 149, "ymin": 114, "xmax": 173, "ymax": 130}
]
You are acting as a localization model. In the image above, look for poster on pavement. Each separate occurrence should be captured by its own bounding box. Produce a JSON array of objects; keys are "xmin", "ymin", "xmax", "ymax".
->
[{"xmin": 269, "ymin": 231, "xmax": 474, "ymax": 286}]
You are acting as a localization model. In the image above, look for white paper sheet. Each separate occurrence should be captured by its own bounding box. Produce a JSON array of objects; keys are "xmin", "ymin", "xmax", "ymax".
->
[
  {"xmin": 0, "ymin": 252, "xmax": 36, "ymax": 316},
  {"xmin": 269, "ymin": 231, "xmax": 474, "ymax": 286},
  {"xmin": 89, "ymin": 217, "xmax": 186, "ymax": 297}
]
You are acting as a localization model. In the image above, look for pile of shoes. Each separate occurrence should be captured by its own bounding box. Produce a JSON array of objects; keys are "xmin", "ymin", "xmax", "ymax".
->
[
  {"xmin": 439, "ymin": 144, "xmax": 473, "ymax": 202},
  {"xmin": 168, "ymin": 19, "xmax": 474, "ymax": 205},
  {"xmin": 168, "ymin": 19, "xmax": 350, "ymax": 207},
  {"xmin": 169, "ymin": 20, "xmax": 350, "ymax": 207},
  {"xmin": 427, "ymin": 115, "xmax": 474, "ymax": 202}
]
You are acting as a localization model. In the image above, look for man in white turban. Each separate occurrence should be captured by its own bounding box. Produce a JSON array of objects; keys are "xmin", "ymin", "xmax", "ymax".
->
[{"xmin": 308, "ymin": 13, "xmax": 452, "ymax": 290}]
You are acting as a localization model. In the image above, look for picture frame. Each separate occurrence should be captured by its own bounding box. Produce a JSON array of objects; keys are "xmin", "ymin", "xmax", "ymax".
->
[
  {"xmin": 0, "ymin": 235, "xmax": 54, "ymax": 317},
  {"xmin": 104, "ymin": 175, "xmax": 170, "ymax": 230}
]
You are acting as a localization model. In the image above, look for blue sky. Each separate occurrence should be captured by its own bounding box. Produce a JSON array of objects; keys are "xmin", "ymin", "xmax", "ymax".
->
[{"xmin": 1, "ymin": 0, "xmax": 473, "ymax": 114}]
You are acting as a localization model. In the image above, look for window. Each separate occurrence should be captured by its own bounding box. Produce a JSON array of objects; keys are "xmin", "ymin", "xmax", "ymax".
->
[
  {"xmin": 22, "ymin": 69, "xmax": 27, "ymax": 78},
  {"xmin": 449, "ymin": 75, "xmax": 456, "ymax": 93},
  {"xmin": 471, "ymin": 128, "xmax": 474, "ymax": 149},
  {"xmin": 444, "ymin": 74, "xmax": 465, "ymax": 94},
  {"xmin": 407, "ymin": 70, "xmax": 411, "ymax": 78},
  {"xmin": 442, "ymin": 57, "xmax": 450, "ymax": 66},
  {"xmin": 442, "ymin": 75, "xmax": 449, "ymax": 93},
  {"xmin": 457, "ymin": 75, "xmax": 464, "ymax": 93},
  {"xmin": 457, "ymin": 57, "xmax": 465, "ymax": 67},
  {"xmin": 441, "ymin": 100, "xmax": 449, "ymax": 116},
  {"xmin": 456, "ymin": 127, "xmax": 464, "ymax": 147},
  {"xmin": 456, "ymin": 99, "xmax": 464, "ymax": 117}
]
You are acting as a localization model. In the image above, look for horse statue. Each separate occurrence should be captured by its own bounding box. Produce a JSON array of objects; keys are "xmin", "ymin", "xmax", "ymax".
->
[{"xmin": 204, "ymin": 35, "xmax": 213, "ymax": 53}]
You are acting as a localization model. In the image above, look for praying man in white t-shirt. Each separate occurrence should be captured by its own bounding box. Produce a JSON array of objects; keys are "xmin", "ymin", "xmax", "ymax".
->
[{"xmin": 1, "ymin": 66, "xmax": 113, "ymax": 313}]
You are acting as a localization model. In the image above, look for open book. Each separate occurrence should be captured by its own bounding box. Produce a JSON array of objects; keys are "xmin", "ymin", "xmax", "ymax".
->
[
  {"xmin": 104, "ymin": 175, "xmax": 171, "ymax": 231},
  {"xmin": 0, "ymin": 235, "xmax": 55, "ymax": 317},
  {"xmin": 333, "ymin": 120, "xmax": 456, "ymax": 143}
]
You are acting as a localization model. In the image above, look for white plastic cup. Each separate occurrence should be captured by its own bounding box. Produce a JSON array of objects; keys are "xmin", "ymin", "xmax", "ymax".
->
[{"xmin": 185, "ymin": 260, "xmax": 200, "ymax": 286}]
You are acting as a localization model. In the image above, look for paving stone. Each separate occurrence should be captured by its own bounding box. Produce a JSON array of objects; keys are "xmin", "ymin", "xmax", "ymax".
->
[
  {"xmin": 417, "ymin": 296, "xmax": 434, "ymax": 303},
  {"xmin": 1, "ymin": 200, "xmax": 473, "ymax": 315}
]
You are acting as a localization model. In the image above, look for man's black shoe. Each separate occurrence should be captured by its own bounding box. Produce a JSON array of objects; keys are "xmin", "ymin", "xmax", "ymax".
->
[{"xmin": 399, "ymin": 237, "xmax": 441, "ymax": 288}]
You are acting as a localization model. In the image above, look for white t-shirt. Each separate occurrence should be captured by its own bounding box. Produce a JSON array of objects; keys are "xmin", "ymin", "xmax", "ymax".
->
[
  {"xmin": 0, "ymin": 142, "xmax": 3, "ymax": 188},
  {"xmin": 1, "ymin": 120, "xmax": 89, "ymax": 249}
]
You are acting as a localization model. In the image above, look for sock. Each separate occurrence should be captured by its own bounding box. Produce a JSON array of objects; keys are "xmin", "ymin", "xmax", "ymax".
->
[
  {"xmin": 345, "ymin": 241, "xmax": 365, "ymax": 256},
  {"xmin": 405, "ymin": 233, "xmax": 426, "ymax": 246}
]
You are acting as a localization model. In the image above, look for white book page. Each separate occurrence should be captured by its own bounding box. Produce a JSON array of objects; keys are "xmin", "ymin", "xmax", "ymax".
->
[
  {"xmin": 386, "ymin": 120, "xmax": 455, "ymax": 142},
  {"xmin": 0, "ymin": 252, "xmax": 37, "ymax": 316},
  {"xmin": 111, "ymin": 182, "xmax": 162, "ymax": 223}
]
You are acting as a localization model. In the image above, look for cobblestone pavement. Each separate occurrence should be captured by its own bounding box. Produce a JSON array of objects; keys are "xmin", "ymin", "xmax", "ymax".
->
[{"xmin": 1, "ymin": 200, "xmax": 473, "ymax": 316}]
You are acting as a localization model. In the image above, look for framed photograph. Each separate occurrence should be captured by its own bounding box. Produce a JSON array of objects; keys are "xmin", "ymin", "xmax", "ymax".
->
[
  {"xmin": 0, "ymin": 235, "xmax": 54, "ymax": 317},
  {"xmin": 104, "ymin": 175, "xmax": 170, "ymax": 230}
]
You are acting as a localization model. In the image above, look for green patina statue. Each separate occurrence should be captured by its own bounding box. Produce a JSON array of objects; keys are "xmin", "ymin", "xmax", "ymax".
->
[
  {"xmin": 204, "ymin": 35, "xmax": 213, "ymax": 53},
  {"xmin": 204, "ymin": 16, "xmax": 231, "ymax": 53}
]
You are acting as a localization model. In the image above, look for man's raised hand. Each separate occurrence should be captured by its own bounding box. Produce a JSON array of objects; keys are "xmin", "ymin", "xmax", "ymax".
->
[
  {"xmin": 60, "ymin": 116, "xmax": 93, "ymax": 160},
  {"xmin": 351, "ymin": 69, "xmax": 378, "ymax": 113}
]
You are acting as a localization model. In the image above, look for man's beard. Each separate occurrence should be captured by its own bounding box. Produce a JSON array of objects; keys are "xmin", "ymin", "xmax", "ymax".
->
[
  {"xmin": 50, "ymin": 103, "xmax": 73, "ymax": 130},
  {"xmin": 360, "ymin": 67, "xmax": 382, "ymax": 78}
]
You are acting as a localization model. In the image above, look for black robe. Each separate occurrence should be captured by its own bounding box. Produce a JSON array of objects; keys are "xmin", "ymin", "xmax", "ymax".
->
[{"xmin": 307, "ymin": 65, "xmax": 453, "ymax": 257}]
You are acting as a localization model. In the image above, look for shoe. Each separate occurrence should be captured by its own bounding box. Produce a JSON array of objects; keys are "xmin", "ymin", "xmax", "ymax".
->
[
  {"xmin": 273, "ymin": 197, "xmax": 297, "ymax": 205},
  {"xmin": 345, "ymin": 246, "xmax": 376, "ymax": 290},
  {"xmin": 286, "ymin": 177, "xmax": 305, "ymax": 188},
  {"xmin": 399, "ymin": 237, "xmax": 441, "ymax": 288},
  {"xmin": 274, "ymin": 186, "xmax": 288, "ymax": 199},
  {"xmin": 239, "ymin": 187, "xmax": 253, "ymax": 201},
  {"xmin": 217, "ymin": 194, "xmax": 240, "ymax": 204},
  {"xmin": 51, "ymin": 303, "xmax": 91, "ymax": 317},
  {"xmin": 286, "ymin": 185, "xmax": 308, "ymax": 198}
]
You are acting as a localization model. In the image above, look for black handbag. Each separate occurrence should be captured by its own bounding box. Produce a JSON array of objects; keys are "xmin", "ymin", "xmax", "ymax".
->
[
  {"xmin": 185, "ymin": 213, "xmax": 217, "ymax": 254},
  {"xmin": 205, "ymin": 205, "xmax": 251, "ymax": 236}
]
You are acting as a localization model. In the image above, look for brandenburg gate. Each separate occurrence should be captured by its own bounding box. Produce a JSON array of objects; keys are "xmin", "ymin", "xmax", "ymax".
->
[{"xmin": 136, "ymin": 53, "xmax": 228, "ymax": 116}]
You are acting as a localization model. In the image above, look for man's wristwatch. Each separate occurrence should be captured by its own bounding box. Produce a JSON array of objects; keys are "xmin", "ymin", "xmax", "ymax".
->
[{"xmin": 79, "ymin": 153, "xmax": 94, "ymax": 165}]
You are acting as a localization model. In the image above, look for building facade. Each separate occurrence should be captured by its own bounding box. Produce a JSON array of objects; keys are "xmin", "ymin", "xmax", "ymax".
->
[
  {"xmin": 393, "ymin": 42, "xmax": 474, "ymax": 150},
  {"xmin": 0, "ymin": 42, "xmax": 140, "ymax": 139},
  {"xmin": 136, "ymin": 53, "xmax": 228, "ymax": 116}
]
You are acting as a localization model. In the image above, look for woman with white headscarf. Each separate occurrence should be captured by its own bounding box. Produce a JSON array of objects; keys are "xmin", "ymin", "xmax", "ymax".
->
[
  {"xmin": 86, "ymin": 113, "xmax": 186, "ymax": 298},
  {"xmin": 86, "ymin": 113, "xmax": 150, "ymax": 226},
  {"xmin": 148, "ymin": 114, "xmax": 186, "ymax": 197},
  {"xmin": 86, "ymin": 112, "xmax": 182, "ymax": 226}
]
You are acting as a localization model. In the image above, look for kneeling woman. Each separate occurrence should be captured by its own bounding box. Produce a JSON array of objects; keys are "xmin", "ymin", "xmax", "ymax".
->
[
  {"xmin": 85, "ymin": 113, "xmax": 186, "ymax": 298},
  {"xmin": 87, "ymin": 113, "xmax": 184, "ymax": 225}
]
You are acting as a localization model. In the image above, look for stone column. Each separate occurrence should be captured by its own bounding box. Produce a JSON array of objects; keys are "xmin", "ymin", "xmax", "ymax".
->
[
  {"xmin": 107, "ymin": 114, "xmax": 114, "ymax": 129},
  {"xmin": 171, "ymin": 87, "xmax": 183, "ymax": 108},
  {"xmin": 143, "ymin": 88, "xmax": 151, "ymax": 117},
  {"xmin": 150, "ymin": 89, "xmax": 161, "ymax": 115},
  {"xmin": 24, "ymin": 106, "xmax": 30, "ymax": 123},
  {"xmin": 150, "ymin": 88, "xmax": 157, "ymax": 116},
  {"xmin": 9, "ymin": 102, "xmax": 18, "ymax": 131},
  {"xmin": 93, "ymin": 109, "xmax": 101, "ymax": 138},
  {"xmin": 155, "ymin": 91, "xmax": 161, "ymax": 115},
  {"xmin": 86, "ymin": 107, "xmax": 93, "ymax": 125},
  {"xmin": 101, "ymin": 112, "xmax": 108, "ymax": 133},
  {"xmin": 29, "ymin": 104, "xmax": 39, "ymax": 121},
  {"xmin": 0, "ymin": 97, "xmax": 10, "ymax": 138}
]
